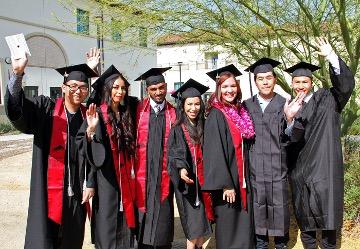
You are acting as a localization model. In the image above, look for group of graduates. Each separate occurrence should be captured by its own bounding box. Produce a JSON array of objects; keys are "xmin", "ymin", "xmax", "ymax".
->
[{"xmin": 5, "ymin": 36, "xmax": 355, "ymax": 249}]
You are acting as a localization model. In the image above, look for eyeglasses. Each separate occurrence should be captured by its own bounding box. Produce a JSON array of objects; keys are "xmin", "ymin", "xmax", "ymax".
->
[{"xmin": 65, "ymin": 84, "xmax": 89, "ymax": 93}]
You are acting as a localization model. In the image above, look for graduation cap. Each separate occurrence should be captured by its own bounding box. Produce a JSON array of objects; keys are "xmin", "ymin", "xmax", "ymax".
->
[
  {"xmin": 87, "ymin": 65, "xmax": 129, "ymax": 106},
  {"xmin": 134, "ymin": 67, "xmax": 171, "ymax": 86},
  {"xmin": 245, "ymin": 57, "xmax": 281, "ymax": 75},
  {"xmin": 55, "ymin": 63, "xmax": 98, "ymax": 84},
  {"xmin": 206, "ymin": 64, "xmax": 242, "ymax": 82},
  {"xmin": 171, "ymin": 78, "xmax": 209, "ymax": 99},
  {"xmin": 244, "ymin": 58, "xmax": 281, "ymax": 97},
  {"xmin": 284, "ymin": 62, "xmax": 321, "ymax": 78}
]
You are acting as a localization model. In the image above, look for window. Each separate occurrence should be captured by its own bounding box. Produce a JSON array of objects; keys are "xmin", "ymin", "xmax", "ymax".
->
[
  {"xmin": 139, "ymin": 28, "xmax": 147, "ymax": 47},
  {"xmin": 174, "ymin": 82, "xmax": 182, "ymax": 91},
  {"xmin": 205, "ymin": 52, "xmax": 218, "ymax": 69},
  {"xmin": 50, "ymin": 87, "xmax": 62, "ymax": 100},
  {"xmin": 77, "ymin": 8, "xmax": 89, "ymax": 35},
  {"xmin": 111, "ymin": 19, "xmax": 121, "ymax": 42},
  {"xmin": 24, "ymin": 86, "xmax": 38, "ymax": 99}
]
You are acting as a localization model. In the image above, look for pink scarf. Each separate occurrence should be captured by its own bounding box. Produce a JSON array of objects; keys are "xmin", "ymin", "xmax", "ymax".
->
[{"xmin": 211, "ymin": 98, "xmax": 255, "ymax": 139}]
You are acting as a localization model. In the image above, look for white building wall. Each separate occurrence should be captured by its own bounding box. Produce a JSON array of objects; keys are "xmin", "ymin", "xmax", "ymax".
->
[
  {"xmin": 0, "ymin": 0, "xmax": 156, "ymax": 122},
  {"xmin": 157, "ymin": 43, "xmax": 290, "ymax": 101}
]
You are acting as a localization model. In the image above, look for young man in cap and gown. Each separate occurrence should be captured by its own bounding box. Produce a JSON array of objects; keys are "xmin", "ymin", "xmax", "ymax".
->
[
  {"xmin": 5, "ymin": 49, "xmax": 100, "ymax": 249},
  {"xmin": 243, "ymin": 58, "xmax": 290, "ymax": 248},
  {"xmin": 134, "ymin": 68, "xmax": 177, "ymax": 249},
  {"xmin": 283, "ymin": 37, "xmax": 355, "ymax": 249}
]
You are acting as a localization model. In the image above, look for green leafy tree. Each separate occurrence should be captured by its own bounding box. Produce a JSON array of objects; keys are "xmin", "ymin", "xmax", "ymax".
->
[{"xmin": 77, "ymin": 0, "xmax": 359, "ymax": 135}]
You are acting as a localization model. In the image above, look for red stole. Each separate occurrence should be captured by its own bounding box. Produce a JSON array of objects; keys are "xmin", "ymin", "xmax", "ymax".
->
[
  {"xmin": 47, "ymin": 98, "xmax": 86, "ymax": 224},
  {"xmin": 135, "ymin": 98, "xmax": 176, "ymax": 212},
  {"xmin": 100, "ymin": 103, "xmax": 136, "ymax": 228},
  {"xmin": 214, "ymin": 107, "xmax": 248, "ymax": 210},
  {"xmin": 181, "ymin": 125, "xmax": 215, "ymax": 221}
]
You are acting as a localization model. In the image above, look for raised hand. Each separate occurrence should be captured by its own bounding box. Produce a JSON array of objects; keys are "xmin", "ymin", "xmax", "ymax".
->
[
  {"xmin": 314, "ymin": 37, "xmax": 334, "ymax": 58},
  {"xmin": 223, "ymin": 188, "xmax": 236, "ymax": 203},
  {"xmin": 86, "ymin": 103, "xmax": 99, "ymax": 132},
  {"xmin": 180, "ymin": 168, "xmax": 194, "ymax": 184},
  {"xmin": 86, "ymin": 47, "xmax": 101, "ymax": 71},
  {"xmin": 11, "ymin": 50, "xmax": 28, "ymax": 75},
  {"xmin": 284, "ymin": 92, "xmax": 306, "ymax": 123}
]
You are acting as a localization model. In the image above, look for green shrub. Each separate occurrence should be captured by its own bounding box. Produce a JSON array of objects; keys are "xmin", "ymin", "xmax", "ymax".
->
[
  {"xmin": 343, "ymin": 136, "xmax": 360, "ymax": 221},
  {"xmin": 0, "ymin": 122, "xmax": 17, "ymax": 134},
  {"xmin": 348, "ymin": 118, "xmax": 360, "ymax": 135}
]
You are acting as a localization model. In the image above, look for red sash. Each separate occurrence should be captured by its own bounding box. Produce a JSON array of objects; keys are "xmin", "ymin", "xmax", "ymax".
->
[
  {"xmin": 100, "ymin": 103, "xmax": 136, "ymax": 228},
  {"xmin": 47, "ymin": 98, "xmax": 86, "ymax": 224},
  {"xmin": 135, "ymin": 98, "xmax": 176, "ymax": 212},
  {"xmin": 214, "ymin": 107, "xmax": 247, "ymax": 210},
  {"xmin": 181, "ymin": 125, "xmax": 215, "ymax": 221}
]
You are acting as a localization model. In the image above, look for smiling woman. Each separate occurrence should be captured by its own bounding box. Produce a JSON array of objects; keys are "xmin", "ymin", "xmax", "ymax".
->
[
  {"xmin": 202, "ymin": 64, "xmax": 255, "ymax": 249},
  {"xmin": 76, "ymin": 64, "xmax": 138, "ymax": 249}
]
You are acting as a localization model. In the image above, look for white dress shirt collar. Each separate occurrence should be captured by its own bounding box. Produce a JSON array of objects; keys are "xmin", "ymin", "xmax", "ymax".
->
[
  {"xmin": 304, "ymin": 93, "xmax": 313, "ymax": 103},
  {"xmin": 150, "ymin": 97, "xmax": 165, "ymax": 113}
]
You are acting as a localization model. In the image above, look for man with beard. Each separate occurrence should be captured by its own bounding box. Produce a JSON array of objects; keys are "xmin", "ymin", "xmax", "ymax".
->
[{"xmin": 134, "ymin": 68, "xmax": 177, "ymax": 249}]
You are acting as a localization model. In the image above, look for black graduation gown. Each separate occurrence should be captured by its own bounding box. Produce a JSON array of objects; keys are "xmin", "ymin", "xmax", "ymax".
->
[
  {"xmin": 244, "ymin": 94, "xmax": 290, "ymax": 237},
  {"xmin": 5, "ymin": 90, "xmax": 88, "ymax": 249},
  {"xmin": 76, "ymin": 108, "xmax": 134, "ymax": 249},
  {"xmin": 286, "ymin": 58, "xmax": 355, "ymax": 232},
  {"xmin": 202, "ymin": 108, "xmax": 255, "ymax": 249},
  {"xmin": 167, "ymin": 125, "xmax": 212, "ymax": 240},
  {"xmin": 138, "ymin": 107, "xmax": 174, "ymax": 247}
]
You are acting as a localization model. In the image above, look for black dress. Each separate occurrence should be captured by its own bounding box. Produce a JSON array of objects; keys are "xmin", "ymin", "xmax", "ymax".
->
[
  {"xmin": 244, "ymin": 94, "xmax": 290, "ymax": 237},
  {"xmin": 286, "ymin": 58, "xmax": 355, "ymax": 231},
  {"xmin": 167, "ymin": 125, "xmax": 212, "ymax": 240},
  {"xmin": 76, "ymin": 108, "xmax": 134, "ymax": 249},
  {"xmin": 202, "ymin": 108, "xmax": 255, "ymax": 249},
  {"xmin": 137, "ymin": 107, "xmax": 174, "ymax": 247},
  {"xmin": 5, "ymin": 90, "xmax": 89, "ymax": 249}
]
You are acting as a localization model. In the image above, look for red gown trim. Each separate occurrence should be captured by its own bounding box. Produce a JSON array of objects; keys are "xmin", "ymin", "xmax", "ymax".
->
[
  {"xmin": 214, "ymin": 107, "xmax": 247, "ymax": 210},
  {"xmin": 181, "ymin": 125, "xmax": 215, "ymax": 221},
  {"xmin": 135, "ymin": 98, "xmax": 176, "ymax": 212},
  {"xmin": 100, "ymin": 103, "xmax": 136, "ymax": 228},
  {"xmin": 47, "ymin": 98, "xmax": 86, "ymax": 224}
]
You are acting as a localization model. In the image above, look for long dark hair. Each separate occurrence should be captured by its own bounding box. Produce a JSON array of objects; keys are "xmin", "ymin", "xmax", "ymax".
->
[
  {"xmin": 206, "ymin": 71, "xmax": 242, "ymax": 115},
  {"xmin": 174, "ymin": 96, "xmax": 205, "ymax": 145},
  {"xmin": 102, "ymin": 75, "xmax": 136, "ymax": 156}
]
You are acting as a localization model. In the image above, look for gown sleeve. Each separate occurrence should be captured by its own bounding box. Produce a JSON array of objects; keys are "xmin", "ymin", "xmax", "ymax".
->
[
  {"xmin": 329, "ymin": 57, "xmax": 355, "ymax": 112},
  {"xmin": 202, "ymin": 108, "xmax": 235, "ymax": 191},
  {"xmin": 5, "ymin": 77, "xmax": 53, "ymax": 135},
  {"xmin": 167, "ymin": 126, "xmax": 191, "ymax": 192}
]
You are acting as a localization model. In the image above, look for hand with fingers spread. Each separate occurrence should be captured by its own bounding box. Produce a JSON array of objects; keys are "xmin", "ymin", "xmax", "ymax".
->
[
  {"xmin": 180, "ymin": 168, "xmax": 194, "ymax": 184},
  {"xmin": 81, "ymin": 187, "xmax": 95, "ymax": 204},
  {"xmin": 86, "ymin": 47, "xmax": 101, "ymax": 71},
  {"xmin": 12, "ymin": 50, "xmax": 28, "ymax": 75},
  {"xmin": 223, "ymin": 188, "xmax": 236, "ymax": 203},
  {"xmin": 86, "ymin": 103, "xmax": 99, "ymax": 140},
  {"xmin": 314, "ymin": 37, "xmax": 334, "ymax": 58},
  {"xmin": 284, "ymin": 92, "xmax": 306, "ymax": 123}
]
